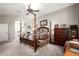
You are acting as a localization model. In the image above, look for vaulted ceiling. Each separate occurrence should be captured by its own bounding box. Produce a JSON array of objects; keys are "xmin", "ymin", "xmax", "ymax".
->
[{"xmin": 0, "ymin": 3, "xmax": 75, "ymax": 18}]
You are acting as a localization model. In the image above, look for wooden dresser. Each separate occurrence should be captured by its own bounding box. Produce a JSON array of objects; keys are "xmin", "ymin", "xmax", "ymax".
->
[{"xmin": 54, "ymin": 28, "xmax": 68, "ymax": 46}]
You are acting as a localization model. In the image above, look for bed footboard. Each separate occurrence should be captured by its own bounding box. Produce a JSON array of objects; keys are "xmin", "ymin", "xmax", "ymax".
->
[{"xmin": 20, "ymin": 38, "xmax": 35, "ymax": 47}]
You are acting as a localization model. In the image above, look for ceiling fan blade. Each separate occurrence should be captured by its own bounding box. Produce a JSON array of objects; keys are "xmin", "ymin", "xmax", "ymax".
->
[
  {"xmin": 26, "ymin": 12, "xmax": 30, "ymax": 15},
  {"xmin": 33, "ymin": 10, "xmax": 39, "ymax": 12}
]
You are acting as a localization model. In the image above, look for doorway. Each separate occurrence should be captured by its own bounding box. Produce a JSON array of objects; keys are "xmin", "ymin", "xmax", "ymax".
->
[
  {"xmin": 0, "ymin": 24, "xmax": 8, "ymax": 41},
  {"xmin": 15, "ymin": 21, "xmax": 21, "ymax": 40}
]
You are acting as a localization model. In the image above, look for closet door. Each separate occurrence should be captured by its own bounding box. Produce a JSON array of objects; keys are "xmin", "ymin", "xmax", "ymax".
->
[{"xmin": 0, "ymin": 24, "xmax": 8, "ymax": 41}]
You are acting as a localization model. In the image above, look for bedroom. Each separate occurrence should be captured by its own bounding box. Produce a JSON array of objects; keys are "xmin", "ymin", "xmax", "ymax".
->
[{"xmin": 0, "ymin": 3, "xmax": 78, "ymax": 56}]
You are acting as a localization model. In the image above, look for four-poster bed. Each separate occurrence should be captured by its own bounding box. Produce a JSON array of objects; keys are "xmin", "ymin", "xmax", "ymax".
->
[
  {"xmin": 20, "ymin": 4, "xmax": 51, "ymax": 52},
  {"xmin": 20, "ymin": 17, "xmax": 51, "ymax": 52},
  {"xmin": 20, "ymin": 26, "xmax": 50, "ymax": 52}
]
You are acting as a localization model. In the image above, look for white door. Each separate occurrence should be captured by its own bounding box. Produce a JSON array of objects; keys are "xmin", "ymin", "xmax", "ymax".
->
[
  {"xmin": 0, "ymin": 24, "xmax": 8, "ymax": 41},
  {"xmin": 15, "ymin": 21, "xmax": 20, "ymax": 40}
]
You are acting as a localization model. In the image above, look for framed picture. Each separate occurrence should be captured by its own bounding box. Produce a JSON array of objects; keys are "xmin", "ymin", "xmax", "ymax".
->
[{"xmin": 40, "ymin": 19, "xmax": 47, "ymax": 26}]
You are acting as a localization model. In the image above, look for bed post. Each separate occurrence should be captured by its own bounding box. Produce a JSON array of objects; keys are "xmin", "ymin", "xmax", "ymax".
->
[
  {"xmin": 20, "ymin": 20, "xmax": 22, "ymax": 44},
  {"xmin": 50, "ymin": 20, "xmax": 52, "ymax": 43},
  {"xmin": 32, "ymin": 13, "xmax": 38, "ymax": 52}
]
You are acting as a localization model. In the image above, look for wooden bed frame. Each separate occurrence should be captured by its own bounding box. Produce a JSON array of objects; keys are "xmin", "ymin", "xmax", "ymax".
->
[
  {"xmin": 19, "ymin": 10, "xmax": 52, "ymax": 52},
  {"xmin": 20, "ymin": 38, "xmax": 35, "ymax": 47},
  {"xmin": 20, "ymin": 27, "xmax": 50, "ymax": 52}
]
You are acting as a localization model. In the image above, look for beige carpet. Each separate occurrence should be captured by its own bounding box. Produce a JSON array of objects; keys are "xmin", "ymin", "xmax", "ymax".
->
[{"xmin": 0, "ymin": 40, "xmax": 64, "ymax": 56}]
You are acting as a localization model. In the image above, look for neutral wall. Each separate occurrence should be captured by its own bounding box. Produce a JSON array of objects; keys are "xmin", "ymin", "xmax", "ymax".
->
[
  {"xmin": 37, "ymin": 4, "xmax": 79, "ymax": 29},
  {"xmin": 0, "ymin": 15, "xmax": 19, "ymax": 40},
  {"xmin": 0, "ymin": 15, "xmax": 33, "ymax": 40},
  {"xmin": 22, "ymin": 15, "xmax": 34, "ymax": 33}
]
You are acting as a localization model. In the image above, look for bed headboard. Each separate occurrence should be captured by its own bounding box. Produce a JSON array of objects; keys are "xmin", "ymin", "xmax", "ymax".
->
[
  {"xmin": 37, "ymin": 27, "xmax": 49, "ymax": 33},
  {"xmin": 36, "ymin": 27, "xmax": 50, "ymax": 40}
]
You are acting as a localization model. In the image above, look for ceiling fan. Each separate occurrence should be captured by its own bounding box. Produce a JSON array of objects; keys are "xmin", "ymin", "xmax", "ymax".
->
[{"xmin": 25, "ymin": 4, "xmax": 39, "ymax": 15}]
